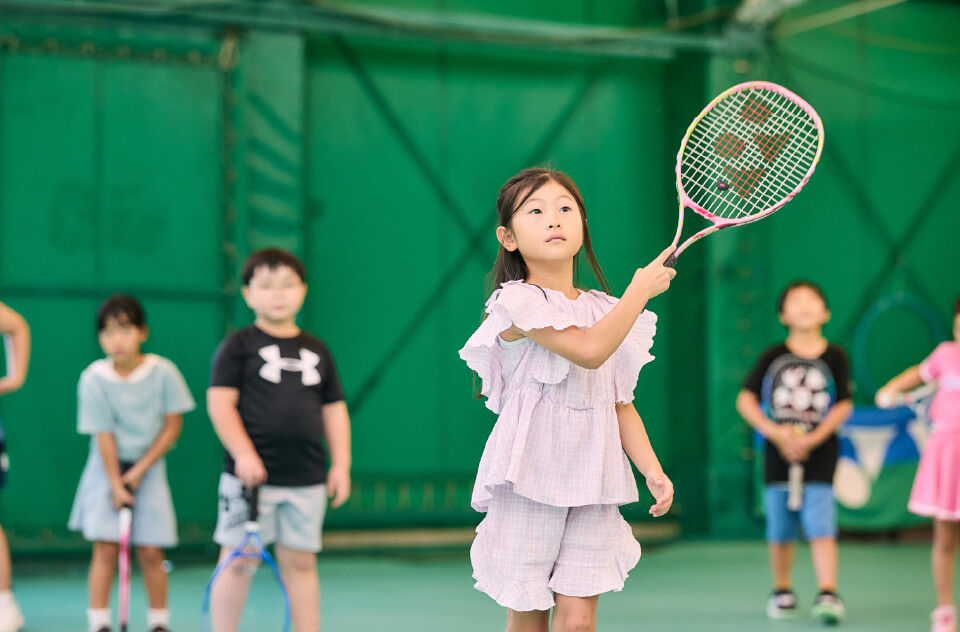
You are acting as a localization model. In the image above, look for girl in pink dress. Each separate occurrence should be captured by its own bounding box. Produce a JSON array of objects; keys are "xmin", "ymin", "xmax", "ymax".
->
[
  {"xmin": 877, "ymin": 297, "xmax": 960, "ymax": 632},
  {"xmin": 459, "ymin": 168, "xmax": 676, "ymax": 632}
]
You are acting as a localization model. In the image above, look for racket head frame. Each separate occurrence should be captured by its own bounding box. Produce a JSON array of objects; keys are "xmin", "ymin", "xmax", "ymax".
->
[
  {"xmin": 668, "ymin": 81, "xmax": 825, "ymax": 265},
  {"xmin": 201, "ymin": 486, "xmax": 292, "ymax": 632}
]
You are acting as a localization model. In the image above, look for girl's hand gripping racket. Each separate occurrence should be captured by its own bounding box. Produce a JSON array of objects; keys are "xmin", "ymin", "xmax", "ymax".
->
[
  {"xmin": 665, "ymin": 81, "xmax": 824, "ymax": 268},
  {"xmin": 201, "ymin": 485, "xmax": 291, "ymax": 632}
]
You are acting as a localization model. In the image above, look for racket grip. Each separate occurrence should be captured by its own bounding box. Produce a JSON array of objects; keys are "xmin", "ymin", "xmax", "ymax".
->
[
  {"xmin": 787, "ymin": 464, "xmax": 803, "ymax": 511},
  {"xmin": 243, "ymin": 485, "xmax": 261, "ymax": 523},
  {"xmin": 664, "ymin": 253, "xmax": 678, "ymax": 269}
]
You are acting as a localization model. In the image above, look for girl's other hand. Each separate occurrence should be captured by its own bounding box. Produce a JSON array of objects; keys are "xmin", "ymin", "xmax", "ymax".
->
[
  {"xmin": 121, "ymin": 466, "xmax": 145, "ymax": 492},
  {"xmin": 646, "ymin": 472, "xmax": 674, "ymax": 517},
  {"xmin": 875, "ymin": 388, "xmax": 898, "ymax": 409},
  {"xmin": 111, "ymin": 483, "xmax": 135, "ymax": 510},
  {"xmin": 631, "ymin": 246, "xmax": 677, "ymax": 301},
  {"xmin": 235, "ymin": 451, "xmax": 268, "ymax": 488}
]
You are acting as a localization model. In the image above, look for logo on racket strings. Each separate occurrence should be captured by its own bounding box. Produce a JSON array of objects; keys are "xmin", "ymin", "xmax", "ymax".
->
[{"xmin": 711, "ymin": 95, "xmax": 792, "ymax": 199}]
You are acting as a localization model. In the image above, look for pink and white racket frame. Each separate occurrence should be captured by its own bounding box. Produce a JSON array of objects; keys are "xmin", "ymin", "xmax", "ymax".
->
[{"xmin": 666, "ymin": 81, "xmax": 824, "ymax": 267}]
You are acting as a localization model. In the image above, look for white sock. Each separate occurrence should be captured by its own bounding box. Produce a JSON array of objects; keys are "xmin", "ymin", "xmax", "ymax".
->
[
  {"xmin": 87, "ymin": 608, "xmax": 111, "ymax": 632},
  {"xmin": 147, "ymin": 608, "xmax": 170, "ymax": 629}
]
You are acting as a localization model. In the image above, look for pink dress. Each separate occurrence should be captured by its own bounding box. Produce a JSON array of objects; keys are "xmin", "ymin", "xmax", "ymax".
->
[
  {"xmin": 909, "ymin": 341, "xmax": 960, "ymax": 520},
  {"xmin": 459, "ymin": 281, "xmax": 657, "ymax": 610}
]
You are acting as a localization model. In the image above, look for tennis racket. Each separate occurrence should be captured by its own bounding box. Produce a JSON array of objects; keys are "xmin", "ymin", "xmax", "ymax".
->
[
  {"xmin": 665, "ymin": 81, "xmax": 824, "ymax": 268},
  {"xmin": 118, "ymin": 462, "xmax": 134, "ymax": 632},
  {"xmin": 875, "ymin": 381, "xmax": 938, "ymax": 410},
  {"xmin": 201, "ymin": 485, "xmax": 291, "ymax": 632},
  {"xmin": 762, "ymin": 354, "xmax": 837, "ymax": 511}
]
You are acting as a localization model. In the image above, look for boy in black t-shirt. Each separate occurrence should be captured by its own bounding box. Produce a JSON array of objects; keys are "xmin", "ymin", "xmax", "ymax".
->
[
  {"xmin": 207, "ymin": 248, "xmax": 352, "ymax": 632},
  {"xmin": 736, "ymin": 281, "xmax": 853, "ymax": 625}
]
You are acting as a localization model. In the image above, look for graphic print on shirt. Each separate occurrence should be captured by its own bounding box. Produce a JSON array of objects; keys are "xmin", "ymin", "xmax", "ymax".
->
[
  {"xmin": 257, "ymin": 345, "xmax": 322, "ymax": 386},
  {"xmin": 761, "ymin": 355, "xmax": 836, "ymax": 432}
]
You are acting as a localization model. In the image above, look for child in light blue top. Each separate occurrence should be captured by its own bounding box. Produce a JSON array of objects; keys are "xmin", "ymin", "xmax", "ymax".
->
[{"xmin": 68, "ymin": 295, "xmax": 194, "ymax": 632}]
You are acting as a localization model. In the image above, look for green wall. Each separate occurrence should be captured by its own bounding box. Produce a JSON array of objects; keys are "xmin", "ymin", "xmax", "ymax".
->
[{"xmin": 0, "ymin": 0, "xmax": 956, "ymax": 551}]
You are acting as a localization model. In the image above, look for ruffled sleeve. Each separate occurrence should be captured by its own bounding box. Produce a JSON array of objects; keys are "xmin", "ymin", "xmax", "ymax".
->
[
  {"xmin": 458, "ymin": 281, "xmax": 582, "ymax": 413},
  {"xmin": 612, "ymin": 309, "xmax": 658, "ymax": 404}
]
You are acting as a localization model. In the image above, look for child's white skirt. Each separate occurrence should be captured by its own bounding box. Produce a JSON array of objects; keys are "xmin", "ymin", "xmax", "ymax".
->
[
  {"xmin": 68, "ymin": 451, "xmax": 178, "ymax": 547},
  {"xmin": 471, "ymin": 483, "xmax": 642, "ymax": 611}
]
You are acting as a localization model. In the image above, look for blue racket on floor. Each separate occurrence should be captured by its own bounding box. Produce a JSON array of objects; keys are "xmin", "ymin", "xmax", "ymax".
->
[{"xmin": 201, "ymin": 486, "xmax": 291, "ymax": 632}]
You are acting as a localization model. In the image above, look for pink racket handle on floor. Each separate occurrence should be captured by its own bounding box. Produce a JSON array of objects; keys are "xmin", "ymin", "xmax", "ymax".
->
[{"xmin": 118, "ymin": 503, "xmax": 133, "ymax": 632}]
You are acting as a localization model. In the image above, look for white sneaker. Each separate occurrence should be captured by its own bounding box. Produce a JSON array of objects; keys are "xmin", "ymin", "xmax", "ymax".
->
[
  {"xmin": 0, "ymin": 597, "xmax": 24, "ymax": 632},
  {"xmin": 767, "ymin": 590, "xmax": 800, "ymax": 620},
  {"xmin": 932, "ymin": 605, "xmax": 958, "ymax": 632},
  {"xmin": 812, "ymin": 591, "xmax": 845, "ymax": 625}
]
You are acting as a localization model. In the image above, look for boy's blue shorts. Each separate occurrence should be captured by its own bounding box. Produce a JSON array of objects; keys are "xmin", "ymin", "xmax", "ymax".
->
[{"xmin": 764, "ymin": 482, "xmax": 837, "ymax": 543}]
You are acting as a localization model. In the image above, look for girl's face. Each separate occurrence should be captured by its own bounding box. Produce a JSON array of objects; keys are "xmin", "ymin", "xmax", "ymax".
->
[
  {"xmin": 779, "ymin": 286, "xmax": 830, "ymax": 332},
  {"xmin": 497, "ymin": 179, "xmax": 584, "ymax": 267},
  {"xmin": 243, "ymin": 264, "xmax": 307, "ymax": 324},
  {"xmin": 98, "ymin": 316, "xmax": 147, "ymax": 363}
]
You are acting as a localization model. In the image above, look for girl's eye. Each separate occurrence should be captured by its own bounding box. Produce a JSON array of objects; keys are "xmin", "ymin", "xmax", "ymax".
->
[
  {"xmin": 560, "ymin": 206, "xmax": 571, "ymax": 213},
  {"xmin": 529, "ymin": 208, "xmax": 542, "ymax": 215}
]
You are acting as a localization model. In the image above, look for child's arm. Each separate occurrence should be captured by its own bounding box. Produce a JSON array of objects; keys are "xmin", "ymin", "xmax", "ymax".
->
[
  {"xmin": 0, "ymin": 301, "xmax": 30, "ymax": 396},
  {"xmin": 616, "ymin": 402, "xmax": 673, "ymax": 517},
  {"xmin": 321, "ymin": 401, "xmax": 351, "ymax": 508},
  {"xmin": 876, "ymin": 365, "xmax": 923, "ymax": 406},
  {"xmin": 516, "ymin": 247, "xmax": 676, "ymax": 370},
  {"xmin": 121, "ymin": 413, "xmax": 183, "ymax": 492},
  {"xmin": 797, "ymin": 399, "xmax": 853, "ymax": 453},
  {"xmin": 207, "ymin": 386, "xmax": 267, "ymax": 487},
  {"xmin": 735, "ymin": 389, "xmax": 806, "ymax": 463},
  {"xmin": 97, "ymin": 432, "xmax": 135, "ymax": 510}
]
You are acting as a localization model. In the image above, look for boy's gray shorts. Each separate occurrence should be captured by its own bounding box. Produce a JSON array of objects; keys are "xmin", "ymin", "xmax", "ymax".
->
[{"xmin": 214, "ymin": 472, "xmax": 328, "ymax": 553}]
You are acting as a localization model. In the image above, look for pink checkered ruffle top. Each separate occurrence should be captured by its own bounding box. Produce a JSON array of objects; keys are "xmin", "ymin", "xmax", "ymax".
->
[{"xmin": 459, "ymin": 280, "xmax": 658, "ymax": 511}]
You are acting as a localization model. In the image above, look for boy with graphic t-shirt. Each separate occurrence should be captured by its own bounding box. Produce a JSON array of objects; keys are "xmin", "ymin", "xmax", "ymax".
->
[
  {"xmin": 736, "ymin": 281, "xmax": 853, "ymax": 625},
  {"xmin": 207, "ymin": 248, "xmax": 352, "ymax": 632}
]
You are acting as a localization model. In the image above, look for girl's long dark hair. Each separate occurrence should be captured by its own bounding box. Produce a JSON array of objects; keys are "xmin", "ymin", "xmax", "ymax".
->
[{"xmin": 486, "ymin": 168, "xmax": 611, "ymax": 298}]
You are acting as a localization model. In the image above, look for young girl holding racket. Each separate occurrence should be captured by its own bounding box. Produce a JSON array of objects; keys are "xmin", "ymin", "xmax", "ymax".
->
[
  {"xmin": 68, "ymin": 295, "xmax": 194, "ymax": 632},
  {"xmin": 877, "ymin": 297, "xmax": 960, "ymax": 632},
  {"xmin": 459, "ymin": 168, "xmax": 675, "ymax": 631},
  {"xmin": 0, "ymin": 300, "xmax": 30, "ymax": 632}
]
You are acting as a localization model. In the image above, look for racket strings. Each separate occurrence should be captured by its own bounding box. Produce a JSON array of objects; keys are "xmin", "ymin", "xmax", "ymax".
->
[
  {"xmin": 681, "ymin": 87, "xmax": 820, "ymax": 221},
  {"xmin": 687, "ymin": 93, "xmax": 816, "ymax": 217},
  {"xmin": 688, "ymin": 92, "xmax": 817, "ymax": 216}
]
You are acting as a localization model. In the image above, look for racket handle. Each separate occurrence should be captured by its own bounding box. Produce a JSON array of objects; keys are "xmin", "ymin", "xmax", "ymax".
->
[
  {"xmin": 787, "ymin": 464, "xmax": 804, "ymax": 511},
  {"xmin": 664, "ymin": 253, "xmax": 678, "ymax": 269},
  {"xmin": 243, "ymin": 485, "xmax": 261, "ymax": 523}
]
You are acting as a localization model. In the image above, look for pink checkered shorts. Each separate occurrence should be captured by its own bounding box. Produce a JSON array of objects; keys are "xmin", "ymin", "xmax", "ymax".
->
[{"xmin": 471, "ymin": 484, "xmax": 642, "ymax": 611}]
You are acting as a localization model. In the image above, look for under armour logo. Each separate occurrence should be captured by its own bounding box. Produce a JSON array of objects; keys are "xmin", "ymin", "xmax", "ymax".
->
[{"xmin": 258, "ymin": 345, "xmax": 321, "ymax": 385}]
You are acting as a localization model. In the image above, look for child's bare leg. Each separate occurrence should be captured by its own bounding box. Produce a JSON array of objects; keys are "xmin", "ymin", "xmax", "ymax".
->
[
  {"xmin": 933, "ymin": 519, "xmax": 960, "ymax": 607},
  {"xmin": 552, "ymin": 594, "xmax": 598, "ymax": 632},
  {"xmin": 0, "ymin": 526, "xmax": 12, "ymax": 591},
  {"xmin": 506, "ymin": 608, "xmax": 549, "ymax": 632},
  {"xmin": 769, "ymin": 542, "xmax": 794, "ymax": 590},
  {"xmin": 276, "ymin": 544, "xmax": 319, "ymax": 632},
  {"xmin": 211, "ymin": 546, "xmax": 259, "ymax": 632},
  {"xmin": 89, "ymin": 541, "xmax": 119, "ymax": 608},
  {"xmin": 136, "ymin": 546, "xmax": 168, "ymax": 609},
  {"xmin": 809, "ymin": 536, "xmax": 838, "ymax": 592}
]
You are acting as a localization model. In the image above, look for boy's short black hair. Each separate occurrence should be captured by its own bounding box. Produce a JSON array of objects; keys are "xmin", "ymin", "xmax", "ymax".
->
[
  {"xmin": 242, "ymin": 248, "xmax": 307, "ymax": 286},
  {"xmin": 777, "ymin": 280, "xmax": 828, "ymax": 314},
  {"xmin": 97, "ymin": 295, "xmax": 146, "ymax": 332}
]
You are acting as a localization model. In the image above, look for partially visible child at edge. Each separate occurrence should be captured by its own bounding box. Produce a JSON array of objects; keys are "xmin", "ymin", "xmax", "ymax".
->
[
  {"xmin": 459, "ymin": 168, "xmax": 677, "ymax": 632},
  {"xmin": 876, "ymin": 296, "xmax": 960, "ymax": 632},
  {"xmin": 736, "ymin": 280, "xmax": 853, "ymax": 624},
  {"xmin": 0, "ymin": 301, "xmax": 30, "ymax": 632},
  {"xmin": 207, "ymin": 248, "xmax": 351, "ymax": 632},
  {"xmin": 68, "ymin": 295, "xmax": 195, "ymax": 632}
]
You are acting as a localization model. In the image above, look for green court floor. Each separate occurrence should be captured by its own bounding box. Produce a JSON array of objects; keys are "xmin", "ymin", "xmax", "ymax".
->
[{"xmin": 13, "ymin": 540, "xmax": 934, "ymax": 631}]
